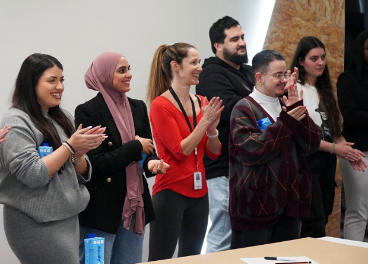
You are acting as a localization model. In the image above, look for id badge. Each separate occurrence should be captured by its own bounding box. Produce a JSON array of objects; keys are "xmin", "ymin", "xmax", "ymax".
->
[{"xmin": 194, "ymin": 171, "xmax": 202, "ymax": 190}]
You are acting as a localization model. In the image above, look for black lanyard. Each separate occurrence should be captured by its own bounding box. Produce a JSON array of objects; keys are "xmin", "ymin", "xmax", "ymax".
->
[
  {"xmin": 169, "ymin": 87, "xmax": 197, "ymax": 132},
  {"xmin": 169, "ymin": 87, "xmax": 199, "ymax": 170}
]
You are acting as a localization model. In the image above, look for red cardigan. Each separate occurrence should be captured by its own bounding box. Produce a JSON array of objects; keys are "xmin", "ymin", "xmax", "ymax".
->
[{"xmin": 149, "ymin": 95, "xmax": 221, "ymax": 198}]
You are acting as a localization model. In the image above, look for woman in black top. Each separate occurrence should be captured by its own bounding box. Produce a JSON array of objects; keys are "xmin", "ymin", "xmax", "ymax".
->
[
  {"xmin": 338, "ymin": 31, "xmax": 368, "ymax": 241},
  {"xmin": 76, "ymin": 52, "xmax": 169, "ymax": 264}
]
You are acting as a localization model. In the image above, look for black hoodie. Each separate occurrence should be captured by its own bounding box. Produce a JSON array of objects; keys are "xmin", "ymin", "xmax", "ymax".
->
[{"xmin": 196, "ymin": 56, "xmax": 255, "ymax": 179}]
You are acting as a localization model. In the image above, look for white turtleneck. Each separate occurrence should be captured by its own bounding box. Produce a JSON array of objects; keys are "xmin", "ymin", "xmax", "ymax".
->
[{"xmin": 249, "ymin": 87, "xmax": 281, "ymax": 122}]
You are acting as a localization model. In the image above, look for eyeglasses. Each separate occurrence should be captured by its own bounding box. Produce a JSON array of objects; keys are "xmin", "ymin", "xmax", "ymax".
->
[{"xmin": 262, "ymin": 72, "xmax": 291, "ymax": 81}]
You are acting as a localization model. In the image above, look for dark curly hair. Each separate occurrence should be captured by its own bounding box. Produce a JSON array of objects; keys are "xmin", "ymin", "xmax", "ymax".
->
[
  {"xmin": 290, "ymin": 36, "xmax": 342, "ymax": 138},
  {"xmin": 209, "ymin": 16, "xmax": 240, "ymax": 54}
]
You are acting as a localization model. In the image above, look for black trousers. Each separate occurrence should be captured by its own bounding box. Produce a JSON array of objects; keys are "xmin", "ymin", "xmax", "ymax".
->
[
  {"xmin": 231, "ymin": 217, "xmax": 301, "ymax": 249},
  {"xmin": 148, "ymin": 189, "xmax": 208, "ymax": 261},
  {"xmin": 300, "ymin": 150, "xmax": 337, "ymax": 238}
]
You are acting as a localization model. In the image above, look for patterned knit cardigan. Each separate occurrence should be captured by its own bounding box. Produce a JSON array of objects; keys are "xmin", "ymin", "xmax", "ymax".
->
[{"xmin": 229, "ymin": 97, "xmax": 322, "ymax": 231}]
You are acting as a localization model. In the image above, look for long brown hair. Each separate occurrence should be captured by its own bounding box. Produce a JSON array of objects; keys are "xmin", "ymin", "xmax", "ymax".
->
[
  {"xmin": 146, "ymin": 43, "xmax": 195, "ymax": 105},
  {"xmin": 12, "ymin": 53, "xmax": 74, "ymax": 150},
  {"xmin": 290, "ymin": 36, "xmax": 342, "ymax": 138}
]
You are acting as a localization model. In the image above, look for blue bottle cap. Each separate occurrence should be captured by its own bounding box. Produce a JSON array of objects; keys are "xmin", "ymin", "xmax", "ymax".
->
[
  {"xmin": 87, "ymin": 233, "xmax": 96, "ymax": 238},
  {"xmin": 42, "ymin": 142, "xmax": 49, "ymax": 146}
]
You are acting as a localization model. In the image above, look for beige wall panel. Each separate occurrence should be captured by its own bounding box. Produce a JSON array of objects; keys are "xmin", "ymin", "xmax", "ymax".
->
[
  {"xmin": 263, "ymin": 0, "xmax": 345, "ymax": 237},
  {"xmin": 264, "ymin": 0, "xmax": 344, "ymax": 89},
  {"xmin": 299, "ymin": 0, "xmax": 344, "ymax": 28}
]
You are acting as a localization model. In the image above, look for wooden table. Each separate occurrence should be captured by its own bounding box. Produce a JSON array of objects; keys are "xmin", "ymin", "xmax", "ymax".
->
[{"xmin": 143, "ymin": 237, "xmax": 368, "ymax": 264}]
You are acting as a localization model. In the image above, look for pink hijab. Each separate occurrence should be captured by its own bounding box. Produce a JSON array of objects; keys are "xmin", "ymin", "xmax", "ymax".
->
[{"xmin": 84, "ymin": 52, "xmax": 144, "ymax": 235}]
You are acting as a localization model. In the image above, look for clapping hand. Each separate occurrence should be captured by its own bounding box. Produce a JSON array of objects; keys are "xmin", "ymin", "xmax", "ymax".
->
[
  {"xmin": 0, "ymin": 125, "xmax": 11, "ymax": 144},
  {"xmin": 349, "ymin": 158, "xmax": 367, "ymax": 172},
  {"xmin": 201, "ymin": 97, "xmax": 224, "ymax": 129},
  {"xmin": 334, "ymin": 142, "xmax": 366, "ymax": 161},
  {"xmin": 69, "ymin": 124, "xmax": 107, "ymax": 156},
  {"xmin": 148, "ymin": 159, "xmax": 170, "ymax": 174},
  {"xmin": 281, "ymin": 71, "xmax": 306, "ymax": 121},
  {"xmin": 283, "ymin": 80, "xmax": 303, "ymax": 107},
  {"xmin": 282, "ymin": 105, "xmax": 307, "ymax": 121},
  {"xmin": 283, "ymin": 67, "xmax": 299, "ymax": 93}
]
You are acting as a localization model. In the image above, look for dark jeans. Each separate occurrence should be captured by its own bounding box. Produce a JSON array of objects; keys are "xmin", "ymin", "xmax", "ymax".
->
[
  {"xmin": 301, "ymin": 150, "xmax": 337, "ymax": 238},
  {"xmin": 148, "ymin": 189, "xmax": 208, "ymax": 261},
  {"xmin": 231, "ymin": 217, "xmax": 301, "ymax": 249}
]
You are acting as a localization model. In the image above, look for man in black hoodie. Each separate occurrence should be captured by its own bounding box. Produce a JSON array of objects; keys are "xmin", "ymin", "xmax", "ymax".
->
[{"xmin": 196, "ymin": 16, "xmax": 255, "ymax": 253}]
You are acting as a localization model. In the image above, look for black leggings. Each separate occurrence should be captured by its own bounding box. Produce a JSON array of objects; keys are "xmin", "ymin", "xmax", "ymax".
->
[{"xmin": 148, "ymin": 189, "xmax": 208, "ymax": 261}]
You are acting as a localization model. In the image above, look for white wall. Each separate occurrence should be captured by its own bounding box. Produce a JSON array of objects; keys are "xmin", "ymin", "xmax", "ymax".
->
[{"xmin": 0, "ymin": 0, "xmax": 274, "ymax": 262}]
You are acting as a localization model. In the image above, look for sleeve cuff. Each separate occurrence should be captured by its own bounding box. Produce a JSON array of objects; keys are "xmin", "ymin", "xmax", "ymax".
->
[
  {"xmin": 206, "ymin": 143, "xmax": 222, "ymax": 160},
  {"xmin": 77, "ymin": 155, "xmax": 92, "ymax": 183},
  {"xmin": 285, "ymin": 100, "xmax": 303, "ymax": 111},
  {"xmin": 143, "ymin": 153, "xmax": 159, "ymax": 178},
  {"xmin": 279, "ymin": 110, "xmax": 299, "ymax": 130}
]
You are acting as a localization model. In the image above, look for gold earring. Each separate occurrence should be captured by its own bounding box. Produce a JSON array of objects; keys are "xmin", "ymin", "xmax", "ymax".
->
[{"xmin": 259, "ymin": 81, "xmax": 263, "ymax": 85}]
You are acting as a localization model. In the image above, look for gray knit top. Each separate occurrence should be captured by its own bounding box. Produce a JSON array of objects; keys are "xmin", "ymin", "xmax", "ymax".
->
[{"xmin": 0, "ymin": 108, "xmax": 91, "ymax": 222}]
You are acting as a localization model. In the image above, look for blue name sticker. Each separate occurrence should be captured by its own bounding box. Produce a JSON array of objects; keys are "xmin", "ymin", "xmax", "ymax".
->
[
  {"xmin": 257, "ymin": 117, "xmax": 272, "ymax": 132},
  {"xmin": 38, "ymin": 143, "xmax": 53, "ymax": 158}
]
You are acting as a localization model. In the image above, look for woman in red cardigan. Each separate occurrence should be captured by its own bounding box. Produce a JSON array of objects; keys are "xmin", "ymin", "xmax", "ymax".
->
[{"xmin": 146, "ymin": 43, "xmax": 223, "ymax": 261}]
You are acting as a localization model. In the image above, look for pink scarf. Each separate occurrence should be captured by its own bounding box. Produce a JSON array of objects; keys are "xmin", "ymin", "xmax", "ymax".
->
[{"xmin": 84, "ymin": 52, "xmax": 145, "ymax": 235}]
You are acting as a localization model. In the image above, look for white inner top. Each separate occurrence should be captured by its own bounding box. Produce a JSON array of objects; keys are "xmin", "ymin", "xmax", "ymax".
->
[
  {"xmin": 249, "ymin": 87, "xmax": 282, "ymax": 122},
  {"xmin": 297, "ymin": 82, "xmax": 322, "ymax": 127}
]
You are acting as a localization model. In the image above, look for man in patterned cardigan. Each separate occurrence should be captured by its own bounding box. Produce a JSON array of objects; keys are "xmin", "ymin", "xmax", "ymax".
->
[{"xmin": 229, "ymin": 50, "xmax": 322, "ymax": 248}]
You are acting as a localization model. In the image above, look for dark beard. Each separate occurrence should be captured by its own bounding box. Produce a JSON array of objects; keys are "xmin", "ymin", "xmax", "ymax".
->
[{"xmin": 223, "ymin": 47, "xmax": 248, "ymax": 65}]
